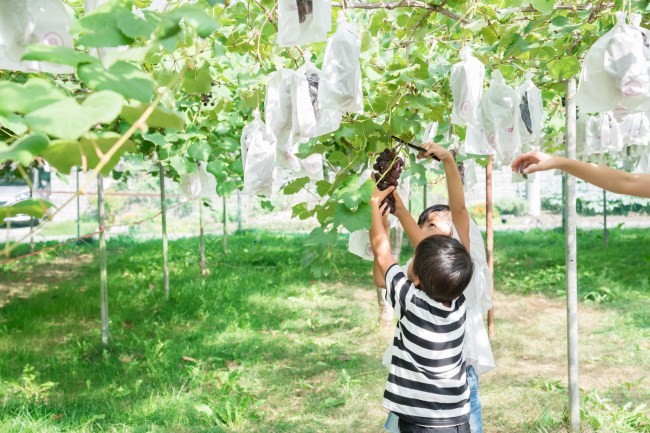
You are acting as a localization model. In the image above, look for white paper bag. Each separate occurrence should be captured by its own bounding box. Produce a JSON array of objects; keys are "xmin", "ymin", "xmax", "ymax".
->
[
  {"xmin": 450, "ymin": 46, "xmax": 485, "ymax": 127},
  {"xmin": 517, "ymin": 72, "xmax": 544, "ymax": 151},
  {"xmin": 0, "ymin": 0, "xmax": 74, "ymax": 74},
  {"xmin": 479, "ymin": 70, "xmax": 521, "ymax": 166},
  {"xmin": 241, "ymin": 110, "xmax": 277, "ymax": 197},
  {"xmin": 319, "ymin": 15, "xmax": 364, "ymax": 114},
  {"xmin": 277, "ymin": 0, "xmax": 332, "ymax": 47}
]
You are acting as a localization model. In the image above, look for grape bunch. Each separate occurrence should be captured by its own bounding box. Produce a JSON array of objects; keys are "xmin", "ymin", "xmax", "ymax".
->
[
  {"xmin": 200, "ymin": 93, "xmax": 215, "ymax": 108},
  {"xmin": 373, "ymin": 148, "xmax": 404, "ymax": 214}
]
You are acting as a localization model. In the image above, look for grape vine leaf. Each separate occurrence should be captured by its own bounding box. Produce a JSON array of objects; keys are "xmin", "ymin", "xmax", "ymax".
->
[
  {"xmin": 21, "ymin": 45, "xmax": 100, "ymax": 67},
  {"xmin": 334, "ymin": 176, "xmax": 374, "ymax": 210},
  {"xmin": 0, "ymin": 114, "xmax": 28, "ymax": 135},
  {"xmin": 168, "ymin": 5, "xmax": 220, "ymax": 38},
  {"xmin": 121, "ymin": 104, "xmax": 186, "ymax": 130},
  {"xmin": 0, "ymin": 133, "xmax": 50, "ymax": 166},
  {"xmin": 25, "ymin": 91, "xmax": 124, "ymax": 140},
  {"xmin": 183, "ymin": 62, "xmax": 213, "ymax": 95},
  {"xmin": 41, "ymin": 132, "xmax": 137, "ymax": 176},
  {"xmin": 292, "ymin": 202, "xmax": 313, "ymax": 220},
  {"xmin": 283, "ymin": 176, "xmax": 310, "ymax": 195},
  {"xmin": 0, "ymin": 79, "xmax": 67, "ymax": 115},
  {"xmin": 333, "ymin": 203, "xmax": 372, "ymax": 232},
  {"xmin": 0, "ymin": 199, "xmax": 55, "ymax": 224},
  {"xmin": 116, "ymin": 9, "xmax": 160, "ymax": 40},
  {"xmin": 78, "ymin": 61, "xmax": 155, "ymax": 103},
  {"xmin": 74, "ymin": 2, "xmax": 134, "ymax": 48},
  {"xmin": 529, "ymin": 0, "xmax": 555, "ymax": 15}
]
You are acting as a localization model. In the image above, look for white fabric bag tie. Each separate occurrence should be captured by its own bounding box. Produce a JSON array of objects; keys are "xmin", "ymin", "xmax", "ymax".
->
[
  {"xmin": 450, "ymin": 46, "xmax": 485, "ymax": 127},
  {"xmin": 479, "ymin": 70, "xmax": 521, "ymax": 166},
  {"xmin": 319, "ymin": 14, "xmax": 364, "ymax": 114},
  {"xmin": 277, "ymin": 0, "xmax": 332, "ymax": 47},
  {"xmin": 241, "ymin": 110, "xmax": 277, "ymax": 197}
]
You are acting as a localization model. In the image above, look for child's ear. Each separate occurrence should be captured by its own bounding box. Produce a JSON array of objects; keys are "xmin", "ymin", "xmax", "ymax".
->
[{"xmin": 413, "ymin": 276, "xmax": 420, "ymax": 286}]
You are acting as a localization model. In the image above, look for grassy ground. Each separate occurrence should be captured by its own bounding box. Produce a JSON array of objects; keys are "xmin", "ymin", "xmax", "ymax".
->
[{"xmin": 0, "ymin": 229, "xmax": 648, "ymax": 432}]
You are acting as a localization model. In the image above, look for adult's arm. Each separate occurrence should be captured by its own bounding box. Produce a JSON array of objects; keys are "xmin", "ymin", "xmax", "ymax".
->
[{"xmin": 512, "ymin": 151, "xmax": 650, "ymax": 198}]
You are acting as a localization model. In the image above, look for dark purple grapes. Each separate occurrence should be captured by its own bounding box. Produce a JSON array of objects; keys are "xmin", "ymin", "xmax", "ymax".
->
[{"xmin": 373, "ymin": 148, "xmax": 403, "ymax": 215}]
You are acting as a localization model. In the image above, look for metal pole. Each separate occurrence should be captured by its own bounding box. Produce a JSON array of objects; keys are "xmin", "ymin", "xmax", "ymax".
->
[
  {"xmin": 159, "ymin": 163, "xmax": 169, "ymax": 300},
  {"xmin": 222, "ymin": 196, "xmax": 228, "ymax": 253},
  {"xmin": 603, "ymin": 189, "xmax": 609, "ymax": 248},
  {"xmin": 423, "ymin": 181, "xmax": 427, "ymax": 213},
  {"xmin": 97, "ymin": 173, "xmax": 109, "ymax": 346},
  {"xmin": 486, "ymin": 155, "xmax": 495, "ymax": 338},
  {"xmin": 199, "ymin": 198, "xmax": 207, "ymax": 276},
  {"xmin": 237, "ymin": 190, "xmax": 242, "ymax": 232},
  {"xmin": 76, "ymin": 167, "xmax": 81, "ymax": 240},
  {"xmin": 565, "ymin": 77, "xmax": 580, "ymax": 432}
]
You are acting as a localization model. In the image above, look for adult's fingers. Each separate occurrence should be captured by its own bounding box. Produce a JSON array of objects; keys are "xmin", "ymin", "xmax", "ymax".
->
[{"xmin": 511, "ymin": 152, "xmax": 538, "ymax": 171}]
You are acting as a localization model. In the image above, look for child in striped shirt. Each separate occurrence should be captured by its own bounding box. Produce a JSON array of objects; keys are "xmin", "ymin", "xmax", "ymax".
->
[{"xmin": 369, "ymin": 141, "xmax": 475, "ymax": 432}]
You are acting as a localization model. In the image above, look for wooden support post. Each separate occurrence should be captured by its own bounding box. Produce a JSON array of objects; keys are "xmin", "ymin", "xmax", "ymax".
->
[
  {"xmin": 486, "ymin": 155, "xmax": 495, "ymax": 339},
  {"xmin": 97, "ymin": 173, "xmax": 109, "ymax": 346},
  {"xmin": 565, "ymin": 77, "xmax": 580, "ymax": 432},
  {"xmin": 222, "ymin": 196, "xmax": 228, "ymax": 253},
  {"xmin": 159, "ymin": 163, "xmax": 169, "ymax": 300},
  {"xmin": 199, "ymin": 199, "xmax": 207, "ymax": 276},
  {"xmin": 29, "ymin": 168, "xmax": 35, "ymax": 253}
]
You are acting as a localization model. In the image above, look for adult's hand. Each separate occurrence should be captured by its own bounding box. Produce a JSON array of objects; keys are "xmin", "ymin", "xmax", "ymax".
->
[{"xmin": 511, "ymin": 151, "xmax": 560, "ymax": 175}]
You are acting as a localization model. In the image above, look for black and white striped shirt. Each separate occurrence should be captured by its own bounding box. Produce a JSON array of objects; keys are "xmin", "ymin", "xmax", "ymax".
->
[{"xmin": 383, "ymin": 264, "xmax": 470, "ymax": 427}]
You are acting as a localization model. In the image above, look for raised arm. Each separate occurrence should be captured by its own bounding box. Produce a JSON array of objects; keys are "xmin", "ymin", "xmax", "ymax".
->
[
  {"xmin": 418, "ymin": 143, "xmax": 471, "ymax": 252},
  {"xmin": 370, "ymin": 186, "xmax": 398, "ymax": 277},
  {"xmin": 512, "ymin": 151, "xmax": 650, "ymax": 198},
  {"xmin": 372, "ymin": 208, "xmax": 392, "ymax": 288},
  {"xmin": 393, "ymin": 189, "xmax": 427, "ymax": 248}
]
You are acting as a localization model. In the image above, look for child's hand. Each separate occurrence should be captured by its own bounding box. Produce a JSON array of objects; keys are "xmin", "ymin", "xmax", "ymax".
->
[
  {"xmin": 417, "ymin": 142, "xmax": 453, "ymax": 162},
  {"xmin": 380, "ymin": 202, "xmax": 391, "ymax": 231},
  {"xmin": 392, "ymin": 189, "xmax": 407, "ymax": 216},
  {"xmin": 511, "ymin": 151, "xmax": 557, "ymax": 174},
  {"xmin": 370, "ymin": 185, "xmax": 395, "ymax": 208}
]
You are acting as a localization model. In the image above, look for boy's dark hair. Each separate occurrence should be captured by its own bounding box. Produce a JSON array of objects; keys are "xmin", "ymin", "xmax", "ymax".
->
[
  {"xmin": 413, "ymin": 235, "xmax": 473, "ymax": 301},
  {"xmin": 417, "ymin": 204, "xmax": 451, "ymax": 227}
]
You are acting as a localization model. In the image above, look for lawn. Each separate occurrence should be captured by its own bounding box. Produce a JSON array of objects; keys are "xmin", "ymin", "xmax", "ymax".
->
[{"xmin": 0, "ymin": 229, "xmax": 648, "ymax": 432}]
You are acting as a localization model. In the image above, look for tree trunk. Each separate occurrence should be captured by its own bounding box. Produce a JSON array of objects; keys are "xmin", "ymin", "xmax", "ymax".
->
[{"xmin": 237, "ymin": 190, "xmax": 243, "ymax": 232}]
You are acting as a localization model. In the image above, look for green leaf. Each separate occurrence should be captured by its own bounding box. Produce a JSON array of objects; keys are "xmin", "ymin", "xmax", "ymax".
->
[
  {"xmin": 206, "ymin": 159, "xmax": 227, "ymax": 180},
  {"xmin": 528, "ymin": 0, "xmax": 555, "ymax": 14},
  {"xmin": 75, "ymin": 2, "xmax": 134, "ymax": 47},
  {"xmin": 41, "ymin": 132, "xmax": 136, "ymax": 176},
  {"xmin": 334, "ymin": 176, "xmax": 374, "ymax": 210},
  {"xmin": 547, "ymin": 56, "xmax": 581, "ymax": 80},
  {"xmin": 142, "ymin": 132, "xmax": 167, "ymax": 147},
  {"xmin": 333, "ymin": 203, "xmax": 372, "ymax": 232},
  {"xmin": 25, "ymin": 91, "xmax": 124, "ymax": 140},
  {"xmin": 183, "ymin": 63, "xmax": 212, "ymax": 95},
  {"xmin": 168, "ymin": 5, "xmax": 219, "ymax": 38},
  {"xmin": 0, "ymin": 114, "xmax": 28, "ymax": 135},
  {"xmin": 0, "ymin": 133, "xmax": 50, "ymax": 165},
  {"xmin": 0, "ymin": 79, "xmax": 67, "ymax": 115},
  {"xmin": 305, "ymin": 226, "xmax": 338, "ymax": 247},
  {"xmin": 116, "ymin": 9, "xmax": 160, "ymax": 39},
  {"xmin": 21, "ymin": 45, "xmax": 100, "ymax": 67},
  {"xmin": 0, "ymin": 199, "xmax": 54, "ymax": 224},
  {"xmin": 188, "ymin": 141, "xmax": 212, "ymax": 161},
  {"xmin": 283, "ymin": 176, "xmax": 310, "ymax": 195},
  {"xmin": 78, "ymin": 61, "xmax": 155, "ymax": 103},
  {"xmin": 121, "ymin": 105, "xmax": 186, "ymax": 130},
  {"xmin": 260, "ymin": 200, "xmax": 274, "ymax": 211},
  {"xmin": 316, "ymin": 180, "xmax": 332, "ymax": 197},
  {"xmin": 292, "ymin": 202, "xmax": 313, "ymax": 220}
]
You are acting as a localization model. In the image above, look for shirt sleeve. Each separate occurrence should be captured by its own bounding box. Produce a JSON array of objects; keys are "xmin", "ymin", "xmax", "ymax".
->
[{"xmin": 384, "ymin": 264, "xmax": 411, "ymax": 315}]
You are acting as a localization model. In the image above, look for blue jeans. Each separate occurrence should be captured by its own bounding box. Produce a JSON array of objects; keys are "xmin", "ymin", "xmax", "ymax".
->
[
  {"xmin": 384, "ymin": 366, "xmax": 483, "ymax": 433},
  {"xmin": 467, "ymin": 365, "xmax": 483, "ymax": 433}
]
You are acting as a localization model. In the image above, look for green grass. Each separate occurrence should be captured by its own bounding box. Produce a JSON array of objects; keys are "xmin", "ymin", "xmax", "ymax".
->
[{"xmin": 0, "ymin": 229, "xmax": 648, "ymax": 432}]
